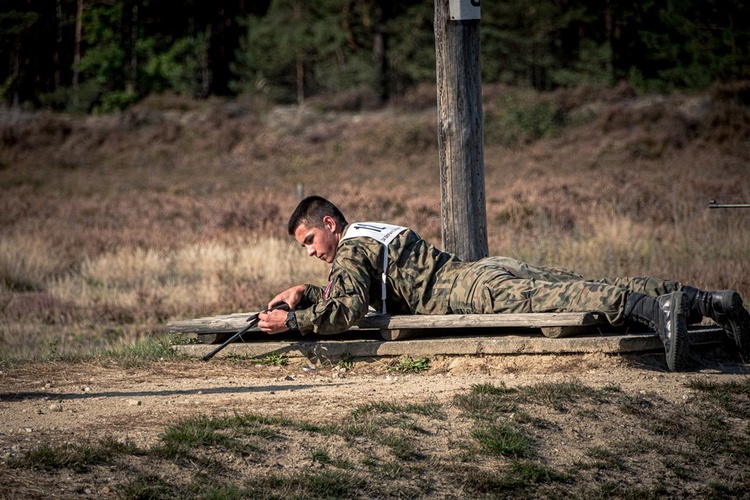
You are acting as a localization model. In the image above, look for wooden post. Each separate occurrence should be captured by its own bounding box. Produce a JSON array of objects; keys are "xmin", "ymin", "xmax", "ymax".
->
[{"xmin": 434, "ymin": 0, "xmax": 488, "ymax": 261}]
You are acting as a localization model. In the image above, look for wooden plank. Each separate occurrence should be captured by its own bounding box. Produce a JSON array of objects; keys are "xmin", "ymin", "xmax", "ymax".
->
[
  {"xmin": 173, "ymin": 326, "xmax": 726, "ymax": 361},
  {"xmin": 172, "ymin": 333, "xmax": 662, "ymax": 360},
  {"xmin": 355, "ymin": 312, "xmax": 603, "ymax": 330},
  {"xmin": 166, "ymin": 311, "xmax": 605, "ymax": 335}
]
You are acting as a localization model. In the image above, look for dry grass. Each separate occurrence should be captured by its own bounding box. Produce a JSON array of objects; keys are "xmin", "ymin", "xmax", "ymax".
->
[{"xmin": 1, "ymin": 84, "xmax": 749, "ymax": 361}]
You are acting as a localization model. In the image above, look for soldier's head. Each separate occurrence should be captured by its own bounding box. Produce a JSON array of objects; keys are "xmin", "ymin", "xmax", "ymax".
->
[{"xmin": 288, "ymin": 196, "xmax": 348, "ymax": 264}]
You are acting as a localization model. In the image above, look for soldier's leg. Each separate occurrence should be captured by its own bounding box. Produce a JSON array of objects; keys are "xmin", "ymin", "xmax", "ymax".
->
[
  {"xmin": 486, "ymin": 257, "xmax": 584, "ymax": 283},
  {"xmin": 450, "ymin": 260, "xmax": 630, "ymax": 323},
  {"xmin": 488, "ymin": 275, "xmax": 630, "ymax": 324},
  {"xmin": 449, "ymin": 261, "xmax": 690, "ymax": 371},
  {"xmin": 592, "ymin": 277, "xmax": 681, "ymax": 297},
  {"xmin": 492, "ymin": 258, "xmax": 684, "ymax": 296}
]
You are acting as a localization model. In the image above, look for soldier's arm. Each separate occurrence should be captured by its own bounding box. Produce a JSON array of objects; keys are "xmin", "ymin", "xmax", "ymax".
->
[{"xmin": 294, "ymin": 243, "xmax": 378, "ymax": 335}]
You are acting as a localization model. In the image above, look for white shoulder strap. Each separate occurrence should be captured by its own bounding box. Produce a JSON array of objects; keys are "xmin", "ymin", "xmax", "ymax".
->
[{"xmin": 341, "ymin": 223, "xmax": 408, "ymax": 314}]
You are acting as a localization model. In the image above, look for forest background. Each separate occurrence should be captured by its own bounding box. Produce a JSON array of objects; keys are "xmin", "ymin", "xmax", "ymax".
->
[{"xmin": 3, "ymin": 0, "xmax": 750, "ymax": 112}]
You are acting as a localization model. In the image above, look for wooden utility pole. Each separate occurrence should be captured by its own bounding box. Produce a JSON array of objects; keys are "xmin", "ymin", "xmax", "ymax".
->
[{"xmin": 435, "ymin": 0, "xmax": 488, "ymax": 261}]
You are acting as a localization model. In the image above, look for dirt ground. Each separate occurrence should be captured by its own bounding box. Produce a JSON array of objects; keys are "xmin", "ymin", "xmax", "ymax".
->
[{"xmin": 1, "ymin": 346, "xmax": 749, "ymax": 497}]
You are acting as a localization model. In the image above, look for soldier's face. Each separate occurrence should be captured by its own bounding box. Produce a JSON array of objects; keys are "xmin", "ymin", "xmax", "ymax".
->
[{"xmin": 294, "ymin": 216, "xmax": 341, "ymax": 264}]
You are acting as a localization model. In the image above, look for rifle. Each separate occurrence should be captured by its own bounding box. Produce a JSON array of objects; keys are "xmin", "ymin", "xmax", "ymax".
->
[
  {"xmin": 202, "ymin": 303, "xmax": 290, "ymax": 361},
  {"xmin": 709, "ymin": 200, "xmax": 750, "ymax": 209}
]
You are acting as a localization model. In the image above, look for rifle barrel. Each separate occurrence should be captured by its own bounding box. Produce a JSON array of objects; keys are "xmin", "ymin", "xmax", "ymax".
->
[
  {"xmin": 201, "ymin": 304, "xmax": 289, "ymax": 362},
  {"xmin": 708, "ymin": 200, "xmax": 750, "ymax": 209},
  {"xmin": 201, "ymin": 314, "xmax": 261, "ymax": 361}
]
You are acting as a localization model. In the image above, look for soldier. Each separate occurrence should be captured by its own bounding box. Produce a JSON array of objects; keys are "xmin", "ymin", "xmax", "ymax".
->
[{"xmin": 259, "ymin": 196, "xmax": 750, "ymax": 372}]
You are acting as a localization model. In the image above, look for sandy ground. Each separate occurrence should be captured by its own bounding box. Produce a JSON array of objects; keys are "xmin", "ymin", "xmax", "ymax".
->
[{"xmin": 2, "ymin": 348, "xmax": 748, "ymax": 454}]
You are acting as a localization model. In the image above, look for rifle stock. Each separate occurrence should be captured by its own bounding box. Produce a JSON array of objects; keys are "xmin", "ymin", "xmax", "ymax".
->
[{"xmin": 201, "ymin": 303, "xmax": 289, "ymax": 361}]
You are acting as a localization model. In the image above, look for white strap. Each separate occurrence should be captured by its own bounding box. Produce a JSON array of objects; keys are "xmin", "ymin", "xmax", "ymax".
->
[{"xmin": 341, "ymin": 223, "xmax": 407, "ymax": 314}]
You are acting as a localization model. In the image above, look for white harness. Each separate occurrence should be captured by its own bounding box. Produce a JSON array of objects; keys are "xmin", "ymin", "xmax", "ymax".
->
[{"xmin": 340, "ymin": 222, "xmax": 408, "ymax": 314}]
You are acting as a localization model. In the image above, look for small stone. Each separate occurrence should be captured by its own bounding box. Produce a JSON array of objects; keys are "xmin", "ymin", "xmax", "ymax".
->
[
  {"xmin": 44, "ymin": 382, "xmax": 52, "ymax": 389},
  {"xmin": 83, "ymin": 386, "xmax": 91, "ymax": 393},
  {"xmin": 302, "ymin": 365, "xmax": 316, "ymax": 371},
  {"xmin": 24, "ymin": 428, "xmax": 32, "ymax": 433},
  {"xmin": 127, "ymin": 399, "xmax": 142, "ymax": 406},
  {"xmin": 49, "ymin": 404, "xmax": 63, "ymax": 412},
  {"xmin": 284, "ymin": 375, "xmax": 294, "ymax": 381}
]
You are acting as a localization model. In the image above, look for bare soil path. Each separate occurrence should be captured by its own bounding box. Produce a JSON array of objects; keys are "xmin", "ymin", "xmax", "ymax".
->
[{"xmin": 1, "ymin": 348, "xmax": 749, "ymax": 498}]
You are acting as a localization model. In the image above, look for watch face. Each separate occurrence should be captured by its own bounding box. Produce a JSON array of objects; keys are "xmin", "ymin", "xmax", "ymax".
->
[{"xmin": 285, "ymin": 312, "xmax": 297, "ymax": 330}]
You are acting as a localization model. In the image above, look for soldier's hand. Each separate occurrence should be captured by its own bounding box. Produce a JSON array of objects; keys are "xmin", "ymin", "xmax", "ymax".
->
[
  {"xmin": 258, "ymin": 309, "xmax": 289, "ymax": 334},
  {"xmin": 267, "ymin": 285, "xmax": 306, "ymax": 311}
]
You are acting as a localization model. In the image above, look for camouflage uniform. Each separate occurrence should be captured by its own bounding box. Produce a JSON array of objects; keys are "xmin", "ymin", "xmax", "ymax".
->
[{"xmin": 293, "ymin": 225, "xmax": 682, "ymax": 335}]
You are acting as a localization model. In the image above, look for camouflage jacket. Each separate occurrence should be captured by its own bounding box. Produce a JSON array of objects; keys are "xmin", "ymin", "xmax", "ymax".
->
[{"xmin": 294, "ymin": 224, "xmax": 467, "ymax": 335}]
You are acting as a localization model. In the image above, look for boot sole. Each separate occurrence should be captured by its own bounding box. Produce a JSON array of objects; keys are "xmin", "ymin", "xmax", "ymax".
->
[
  {"xmin": 666, "ymin": 292, "xmax": 690, "ymax": 372},
  {"xmin": 722, "ymin": 292, "xmax": 750, "ymax": 359}
]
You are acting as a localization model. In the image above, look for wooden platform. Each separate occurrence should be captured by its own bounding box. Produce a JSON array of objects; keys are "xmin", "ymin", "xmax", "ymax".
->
[
  {"xmin": 165, "ymin": 311, "xmax": 607, "ymax": 342},
  {"xmin": 166, "ymin": 312, "xmax": 727, "ymax": 361},
  {"xmin": 169, "ymin": 326, "xmax": 726, "ymax": 361}
]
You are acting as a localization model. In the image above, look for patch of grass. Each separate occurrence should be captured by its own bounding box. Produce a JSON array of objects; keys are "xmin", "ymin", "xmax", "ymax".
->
[
  {"xmin": 614, "ymin": 393, "xmax": 656, "ymax": 417},
  {"xmin": 366, "ymin": 458, "xmax": 408, "ymax": 479},
  {"xmin": 351, "ymin": 400, "xmax": 446, "ymax": 420},
  {"xmin": 582, "ymin": 446, "xmax": 625, "ymax": 471},
  {"xmin": 389, "ymin": 355, "xmax": 430, "ymax": 374},
  {"xmin": 121, "ymin": 473, "xmax": 179, "ymax": 499},
  {"xmin": 686, "ymin": 379, "xmax": 750, "ymax": 417},
  {"xmin": 519, "ymin": 379, "xmax": 595, "ymax": 412},
  {"xmin": 510, "ymin": 460, "xmax": 571, "ymax": 484},
  {"xmin": 453, "ymin": 382, "xmax": 520, "ymax": 419},
  {"xmin": 309, "ymin": 447, "xmax": 355, "ymax": 469},
  {"xmin": 457, "ymin": 460, "xmax": 570, "ymax": 496},
  {"xmin": 257, "ymin": 352, "xmax": 288, "ymax": 366},
  {"xmin": 472, "ymin": 421, "xmax": 530, "ymax": 459},
  {"xmin": 311, "ymin": 448, "xmax": 331, "ymax": 463},
  {"xmin": 244, "ymin": 470, "xmax": 369, "ymax": 499},
  {"xmin": 9, "ymin": 437, "xmax": 138, "ymax": 472},
  {"xmin": 378, "ymin": 432, "xmax": 424, "ymax": 461},
  {"xmin": 101, "ymin": 334, "xmax": 180, "ymax": 368},
  {"xmin": 158, "ymin": 413, "xmax": 276, "ymax": 459},
  {"xmin": 592, "ymin": 481, "xmax": 668, "ymax": 498},
  {"xmin": 336, "ymin": 353, "xmax": 358, "ymax": 370}
]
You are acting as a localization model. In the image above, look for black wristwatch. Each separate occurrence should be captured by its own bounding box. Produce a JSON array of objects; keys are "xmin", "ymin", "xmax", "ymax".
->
[{"xmin": 284, "ymin": 311, "xmax": 298, "ymax": 331}]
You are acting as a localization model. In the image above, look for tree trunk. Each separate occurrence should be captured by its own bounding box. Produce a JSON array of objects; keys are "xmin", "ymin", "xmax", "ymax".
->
[{"xmin": 73, "ymin": 0, "xmax": 83, "ymax": 92}]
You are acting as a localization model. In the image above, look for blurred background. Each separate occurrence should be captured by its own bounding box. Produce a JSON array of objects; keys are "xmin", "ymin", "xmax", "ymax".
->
[{"xmin": 3, "ymin": 1, "xmax": 749, "ymax": 110}]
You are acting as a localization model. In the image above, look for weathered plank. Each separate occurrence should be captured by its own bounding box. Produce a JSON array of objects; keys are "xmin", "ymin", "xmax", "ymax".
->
[
  {"xmin": 166, "ymin": 311, "xmax": 604, "ymax": 334},
  {"xmin": 173, "ymin": 332, "xmax": 669, "ymax": 361},
  {"xmin": 165, "ymin": 311, "xmax": 607, "ymax": 343},
  {"xmin": 174, "ymin": 324, "xmax": 726, "ymax": 361}
]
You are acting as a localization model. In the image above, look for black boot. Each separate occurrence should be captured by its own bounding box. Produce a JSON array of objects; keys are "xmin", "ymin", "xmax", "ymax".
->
[
  {"xmin": 682, "ymin": 286, "xmax": 750, "ymax": 358},
  {"xmin": 624, "ymin": 291, "xmax": 689, "ymax": 372}
]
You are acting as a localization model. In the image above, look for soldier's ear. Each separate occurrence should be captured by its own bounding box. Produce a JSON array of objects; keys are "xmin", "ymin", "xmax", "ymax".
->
[{"xmin": 322, "ymin": 215, "xmax": 337, "ymax": 232}]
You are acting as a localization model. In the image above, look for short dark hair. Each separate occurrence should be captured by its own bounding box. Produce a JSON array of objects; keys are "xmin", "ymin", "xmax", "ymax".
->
[{"xmin": 287, "ymin": 196, "xmax": 348, "ymax": 235}]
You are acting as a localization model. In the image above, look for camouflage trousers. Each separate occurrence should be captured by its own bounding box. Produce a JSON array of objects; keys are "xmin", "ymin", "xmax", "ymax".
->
[{"xmin": 447, "ymin": 257, "xmax": 682, "ymax": 325}]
